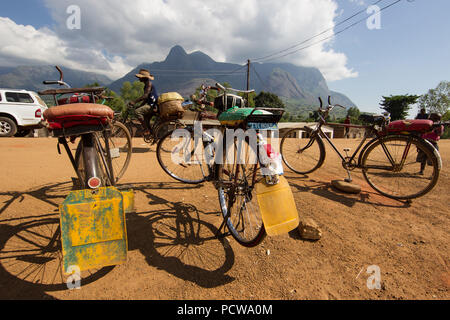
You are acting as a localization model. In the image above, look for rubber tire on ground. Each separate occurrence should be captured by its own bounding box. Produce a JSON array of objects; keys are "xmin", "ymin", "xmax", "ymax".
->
[
  {"xmin": 331, "ymin": 180, "xmax": 361, "ymax": 194},
  {"xmin": 14, "ymin": 129, "xmax": 32, "ymax": 137},
  {"xmin": 0, "ymin": 117, "xmax": 17, "ymax": 137}
]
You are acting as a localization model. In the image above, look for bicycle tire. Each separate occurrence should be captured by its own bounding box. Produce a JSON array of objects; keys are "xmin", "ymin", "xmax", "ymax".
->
[
  {"xmin": 280, "ymin": 127, "xmax": 326, "ymax": 174},
  {"xmin": 0, "ymin": 218, "xmax": 114, "ymax": 292},
  {"xmin": 106, "ymin": 121, "xmax": 132, "ymax": 182},
  {"xmin": 153, "ymin": 120, "xmax": 185, "ymax": 144},
  {"xmin": 361, "ymin": 135, "xmax": 440, "ymax": 200},
  {"xmin": 75, "ymin": 123, "xmax": 132, "ymax": 185},
  {"xmin": 74, "ymin": 133, "xmax": 112, "ymax": 188},
  {"xmin": 217, "ymin": 138, "xmax": 266, "ymax": 247},
  {"xmin": 156, "ymin": 128, "xmax": 208, "ymax": 184}
]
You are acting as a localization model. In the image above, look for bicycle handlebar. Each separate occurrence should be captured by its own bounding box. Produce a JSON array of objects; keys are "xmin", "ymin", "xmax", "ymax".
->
[
  {"xmin": 98, "ymin": 95, "xmax": 114, "ymax": 100},
  {"xmin": 318, "ymin": 96, "xmax": 346, "ymax": 113},
  {"xmin": 215, "ymin": 82, "xmax": 255, "ymax": 94},
  {"xmin": 433, "ymin": 121, "xmax": 450, "ymax": 127},
  {"xmin": 43, "ymin": 66, "xmax": 71, "ymax": 88},
  {"xmin": 43, "ymin": 80, "xmax": 70, "ymax": 87}
]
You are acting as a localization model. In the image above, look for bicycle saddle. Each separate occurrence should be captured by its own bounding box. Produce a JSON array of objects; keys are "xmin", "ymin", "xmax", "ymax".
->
[
  {"xmin": 44, "ymin": 103, "xmax": 114, "ymax": 133},
  {"xmin": 44, "ymin": 103, "xmax": 114, "ymax": 121}
]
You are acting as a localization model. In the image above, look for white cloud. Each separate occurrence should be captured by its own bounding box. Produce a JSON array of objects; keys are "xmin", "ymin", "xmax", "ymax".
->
[
  {"xmin": 0, "ymin": 0, "xmax": 359, "ymax": 81},
  {"xmin": 0, "ymin": 17, "xmax": 132, "ymax": 79},
  {"xmin": 349, "ymin": 0, "xmax": 366, "ymax": 6}
]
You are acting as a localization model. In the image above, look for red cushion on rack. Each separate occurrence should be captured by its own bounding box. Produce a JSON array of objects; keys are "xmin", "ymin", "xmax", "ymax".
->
[
  {"xmin": 43, "ymin": 103, "xmax": 114, "ymax": 121},
  {"xmin": 387, "ymin": 120, "xmax": 433, "ymax": 133}
]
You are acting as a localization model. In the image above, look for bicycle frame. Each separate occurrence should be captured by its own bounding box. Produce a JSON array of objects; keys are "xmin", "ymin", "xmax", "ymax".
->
[
  {"xmin": 41, "ymin": 66, "xmax": 117, "ymax": 189},
  {"xmin": 313, "ymin": 121, "xmax": 373, "ymax": 168}
]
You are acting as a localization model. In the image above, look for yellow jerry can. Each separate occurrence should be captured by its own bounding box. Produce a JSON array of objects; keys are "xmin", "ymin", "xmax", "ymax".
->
[
  {"xmin": 255, "ymin": 176, "xmax": 299, "ymax": 236},
  {"xmin": 120, "ymin": 188, "xmax": 135, "ymax": 214},
  {"xmin": 59, "ymin": 187, "xmax": 128, "ymax": 274}
]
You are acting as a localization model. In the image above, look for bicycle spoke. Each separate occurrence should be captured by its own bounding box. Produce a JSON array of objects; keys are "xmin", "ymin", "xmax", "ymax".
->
[{"xmin": 362, "ymin": 136, "xmax": 439, "ymax": 199}]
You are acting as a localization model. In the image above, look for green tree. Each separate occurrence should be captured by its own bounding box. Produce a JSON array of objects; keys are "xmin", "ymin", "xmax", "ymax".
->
[
  {"xmin": 83, "ymin": 82, "xmax": 125, "ymax": 112},
  {"xmin": 84, "ymin": 82, "xmax": 101, "ymax": 88},
  {"xmin": 341, "ymin": 106, "xmax": 362, "ymax": 124},
  {"xmin": 120, "ymin": 81, "xmax": 145, "ymax": 103},
  {"xmin": 254, "ymin": 91, "xmax": 285, "ymax": 109},
  {"xmin": 105, "ymin": 90, "xmax": 126, "ymax": 112},
  {"xmin": 380, "ymin": 95, "xmax": 420, "ymax": 121},
  {"xmin": 280, "ymin": 111, "xmax": 290, "ymax": 122},
  {"xmin": 418, "ymin": 81, "xmax": 450, "ymax": 116},
  {"xmin": 347, "ymin": 106, "xmax": 360, "ymax": 119}
]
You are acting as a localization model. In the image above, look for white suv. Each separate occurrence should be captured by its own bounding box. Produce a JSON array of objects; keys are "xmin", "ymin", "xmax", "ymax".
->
[{"xmin": 0, "ymin": 89, "xmax": 48, "ymax": 137}]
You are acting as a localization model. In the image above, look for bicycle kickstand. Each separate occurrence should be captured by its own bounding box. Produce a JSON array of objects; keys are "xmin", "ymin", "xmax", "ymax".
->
[
  {"xmin": 343, "ymin": 148, "xmax": 353, "ymax": 183},
  {"xmin": 215, "ymin": 217, "xmax": 231, "ymax": 239},
  {"xmin": 344, "ymin": 170, "xmax": 353, "ymax": 183}
]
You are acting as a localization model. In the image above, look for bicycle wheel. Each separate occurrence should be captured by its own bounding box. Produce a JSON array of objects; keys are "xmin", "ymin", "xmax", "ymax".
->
[
  {"xmin": 74, "ymin": 134, "xmax": 112, "ymax": 188},
  {"xmin": 0, "ymin": 218, "xmax": 114, "ymax": 292},
  {"xmin": 217, "ymin": 138, "xmax": 266, "ymax": 247},
  {"xmin": 280, "ymin": 128, "xmax": 325, "ymax": 174},
  {"xmin": 153, "ymin": 120, "xmax": 185, "ymax": 145},
  {"xmin": 361, "ymin": 135, "xmax": 440, "ymax": 200},
  {"xmin": 156, "ymin": 128, "xmax": 208, "ymax": 184},
  {"xmin": 104, "ymin": 121, "xmax": 132, "ymax": 182}
]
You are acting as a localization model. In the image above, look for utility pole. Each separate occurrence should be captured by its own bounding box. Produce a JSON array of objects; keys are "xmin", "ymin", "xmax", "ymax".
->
[{"xmin": 246, "ymin": 59, "xmax": 250, "ymax": 105}]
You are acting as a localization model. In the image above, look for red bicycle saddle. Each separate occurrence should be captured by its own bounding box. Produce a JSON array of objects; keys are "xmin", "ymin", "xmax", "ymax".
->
[
  {"xmin": 44, "ymin": 103, "xmax": 114, "ymax": 130},
  {"xmin": 387, "ymin": 119, "xmax": 433, "ymax": 134}
]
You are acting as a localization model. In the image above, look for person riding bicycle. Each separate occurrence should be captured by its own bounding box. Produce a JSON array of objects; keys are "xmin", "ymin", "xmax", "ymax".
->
[
  {"xmin": 416, "ymin": 112, "xmax": 443, "ymax": 175},
  {"xmin": 129, "ymin": 69, "xmax": 159, "ymax": 135}
]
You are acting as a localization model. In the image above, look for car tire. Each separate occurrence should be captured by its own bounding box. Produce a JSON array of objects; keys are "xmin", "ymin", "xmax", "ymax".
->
[
  {"xmin": 14, "ymin": 129, "xmax": 32, "ymax": 137},
  {"xmin": 0, "ymin": 117, "xmax": 17, "ymax": 137}
]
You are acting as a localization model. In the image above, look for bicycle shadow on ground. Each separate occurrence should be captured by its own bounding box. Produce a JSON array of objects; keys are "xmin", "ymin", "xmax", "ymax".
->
[
  {"xmin": 131, "ymin": 147, "xmax": 152, "ymax": 153},
  {"xmin": 0, "ymin": 181, "xmax": 94, "ymax": 299},
  {"xmin": 288, "ymin": 179, "xmax": 411, "ymax": 209},
  {"xmin": 0, "ymin": 215, "xmax": 62, "ymax": 300},
  {"xmin": 126, "ymin": 187, "xmax": 236, "ymax": 289},
  {"xmin": 0, "ymin": 181, "xmax": 73, "ymax": 221},
  {"xmin": 0, "ymin": 180, "xmax": 233, "ymax": 297}
]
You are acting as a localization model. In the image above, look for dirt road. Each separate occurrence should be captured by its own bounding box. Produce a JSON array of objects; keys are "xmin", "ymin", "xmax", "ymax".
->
[{"xmin": 0, "ymin": 137, "xmax": 449, "ymax": 300}]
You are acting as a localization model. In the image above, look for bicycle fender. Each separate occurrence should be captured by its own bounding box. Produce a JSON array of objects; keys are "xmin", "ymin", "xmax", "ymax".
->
[{"xmin": 421, "ymin": 138, "xmax": 442, "ymax": 170}]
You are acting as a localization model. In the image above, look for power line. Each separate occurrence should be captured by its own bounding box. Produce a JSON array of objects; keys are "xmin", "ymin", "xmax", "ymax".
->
[
  {"xmin": 150, "ymin": 66, "xmax": 246, "ymax": 74},
  {"xmin": 250, "ymin": 64, "xmax": 270, "ymax": 92},
  {"xmin": 254, "ymin": 0, "xmax": 403, "ymax": 63},
  {"xmin": 150, "ymin": 64, "xmax": 248, "ymax": 78},
  {"xmin": 251, "ymin": 0, "xmax": 386, "ymax": 61}
]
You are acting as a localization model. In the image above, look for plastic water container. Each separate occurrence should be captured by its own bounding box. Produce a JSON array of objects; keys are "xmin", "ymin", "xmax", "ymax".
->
[{"xmin": 255, "ymin": 176, "xmax": 299, "ymax": 236}]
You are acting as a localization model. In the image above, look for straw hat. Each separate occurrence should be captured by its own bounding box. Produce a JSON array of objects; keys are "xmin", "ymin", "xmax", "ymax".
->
[{"xmin": 135, "ymin": 69, "xmax": 154, "ymax": 80}]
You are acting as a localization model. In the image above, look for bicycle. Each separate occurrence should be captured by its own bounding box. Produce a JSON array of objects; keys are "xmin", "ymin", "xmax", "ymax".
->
[
  {"xmin": 156, "ymin": 84, "xmax": 222, "ymax": 184},
  {"xmin": 157, "ymin": 83, "xmax": 285, "ymax": 247},
  {"xmin": 3, "ymin": 66, "xmax": 133, "ymax": 288},
  {"xmin": 280, "ymin": 96, "xmax": 447, "ymax": 200},
  {"xmin": 39, "ymin": 66, "xmax": 132, "ymax": 185},
  {"xmin": 115, "ymin": 101, "xmax": 186, "ymax": 145}
]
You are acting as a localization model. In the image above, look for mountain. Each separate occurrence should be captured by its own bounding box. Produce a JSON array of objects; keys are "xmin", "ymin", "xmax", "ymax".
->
[
  {"xmin": 0, "ymin": 65, "xmax": 112, "ymax": 91},
  {"xmin": 0, "ymin": 46, "xmax": 356, "ymax": 117},
  {"xmin": 109, "ymin": 45, "xmax": 357, "ymax": 114}
]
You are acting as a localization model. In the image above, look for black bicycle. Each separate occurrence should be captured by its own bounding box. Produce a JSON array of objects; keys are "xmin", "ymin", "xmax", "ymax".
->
[
  {"xmin": 115, "ymin": 102, "xmax": 186, "ymax": 145},
  {"xmin": 280, "ymin": 96, "xmax": 446, "ymax": 200},
  {"xmin": 157, "ymin": 83, "xmax": 285, "ymax": 247}
]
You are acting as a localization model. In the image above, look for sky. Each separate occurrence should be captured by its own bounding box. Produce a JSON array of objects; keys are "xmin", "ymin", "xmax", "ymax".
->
[{"xmin": 0, "ymin": 0, "xmax": 448, "ymax": 116}]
